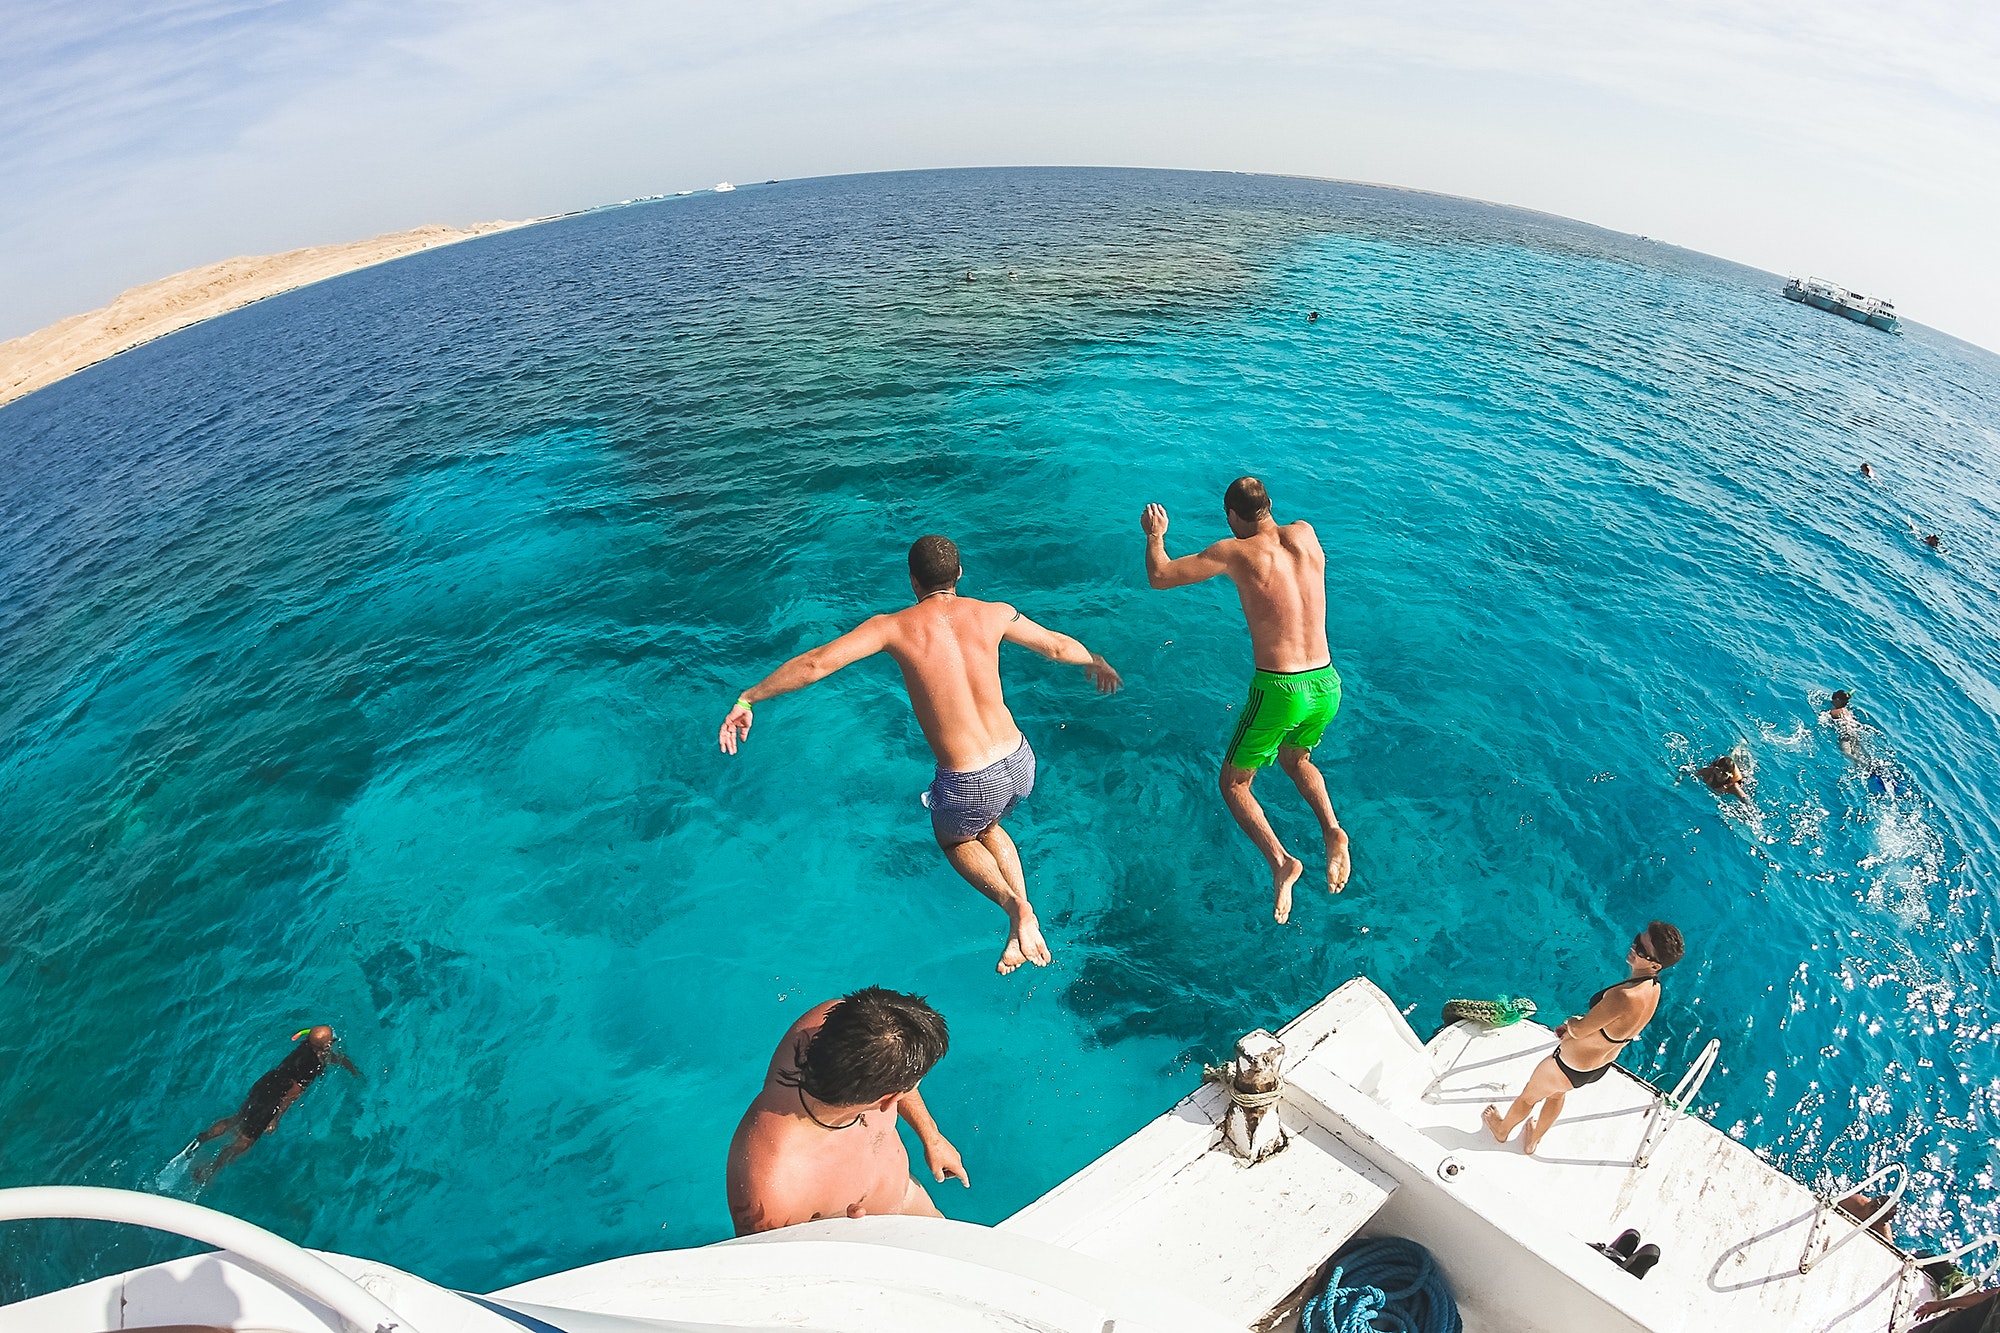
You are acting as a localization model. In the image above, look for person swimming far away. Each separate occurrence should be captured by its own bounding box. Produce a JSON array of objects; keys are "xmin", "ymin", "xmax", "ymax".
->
[
  {"xmin": 719, "ymin": 535, "xmax": 1121, "ymax": 974},
  {"xmin": 726, "ymin": 987, "xmax": 964, "ymax": 1235},
  {"xmin": 187, "ymin": 1025, "xmax": 359, "ymax": 1184},
  {"xmin": 1139, "ymin": 477, "xmax": 1351, "ymax": 923},
  {"xmin": 1483, "ymin": 923, "xmax": 1685, "ymax": 1155},
  {"xmin": 1696, "ymin": 753, "xmax": 1751, "ymax": 803}
]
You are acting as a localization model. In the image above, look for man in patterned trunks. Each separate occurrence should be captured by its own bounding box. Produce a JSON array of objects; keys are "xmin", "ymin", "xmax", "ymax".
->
[
  {"xmin": 1141, "ymin": 477, "xmax": 1351, "ymax": 922},
  {"xmin": 719, "ymin": 535, "xmax": 1121, "ymax": 975}
]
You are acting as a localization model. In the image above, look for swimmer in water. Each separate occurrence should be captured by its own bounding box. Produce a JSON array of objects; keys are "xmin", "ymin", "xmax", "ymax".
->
[
  {"xmin": 1140, "ymin": 479, "xmax": 1350, "ymax": 922},
  {"xmin": 1859, "ymin": 462, "xmax": 1874, "ymax": 478},
  {"xmin": 1307, "ymin": 311, "xmax": 1320, "ymax": 322},
  {"xmin": 1695, "ymin": 753, "xmax": 1750, "ymax": 803},
  {"xmin": 1924, "ymin": 534, "xmax": 1943, "ymax": 550},
  {"xmin": 189, "ymin": 1026, "xmax": 358, "ymax": 1184},
  {"xmin": 1827, "ymin": 689, "xmax": 1867, "ymax": 761}
]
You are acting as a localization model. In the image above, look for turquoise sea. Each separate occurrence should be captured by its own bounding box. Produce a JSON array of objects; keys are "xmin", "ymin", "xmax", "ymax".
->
[{"xmin": 4, "ymin": 167, "xmax": 1999, "ymax": 1296}]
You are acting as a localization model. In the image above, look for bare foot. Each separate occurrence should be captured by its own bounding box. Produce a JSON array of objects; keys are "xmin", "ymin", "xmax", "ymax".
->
[
  {"xmin": 1523, "ymin": 1114, "xmax": 1554, "ymax": 1155},
  {"xmin": 1481, "ymin": 1105, "xmax": 1509, "ymax": 1144},
  {"xmin": 997, "ymin": 913, "xmax": 1052, "ymax": 975},
  {"xmin": 1327, "ymin": 828, "xmax": 1351, "ymax": 893},
  {"xmin": 1273, "ymin": 855, "xmax": 1304, "ymax": 923},
  {"xmin": 1017, "ymin": 912, "xmax": 1052, "ymax": 967},
  {"xmin": 997, "ymin": 933, "xmax": 1026, "ymax": 975}
]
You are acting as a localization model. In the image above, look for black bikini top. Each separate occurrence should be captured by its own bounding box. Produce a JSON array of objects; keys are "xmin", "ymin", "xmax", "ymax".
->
[{"xmin": 1584, "ymin": 976, "xmax": 1661, "ymax": 1047}]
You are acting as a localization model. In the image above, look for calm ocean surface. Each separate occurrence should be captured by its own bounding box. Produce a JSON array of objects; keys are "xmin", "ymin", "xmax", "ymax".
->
[{"xmin": 4, "ymin": 167, "xmax": 1999, "ymax": 1296}]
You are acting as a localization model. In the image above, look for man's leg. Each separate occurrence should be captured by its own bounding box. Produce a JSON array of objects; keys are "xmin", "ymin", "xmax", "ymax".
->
[
  {"xmin": 937, "ymin": 824, "xmax": 1048, "ymax": 975},
  {"xmin": 1277, "ymin": 745, "xmax": 1351, "ymax": 893},
  {"xmin": 1220, "ymin": 764, "xmax": 1304, "ymax": 923},
  {"xmin": 976, "ymin": 822, "xmax": 1050, "ymax": 968}
]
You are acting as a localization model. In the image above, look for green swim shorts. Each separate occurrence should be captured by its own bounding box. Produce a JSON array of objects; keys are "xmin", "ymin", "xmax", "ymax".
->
[{"xmin": 1223, "ymin": 664, "xmax": 1343, "ymax": 770}]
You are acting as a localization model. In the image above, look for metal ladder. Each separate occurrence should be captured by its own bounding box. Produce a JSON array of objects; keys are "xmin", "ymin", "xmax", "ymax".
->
[{"xmin": 1633, "ymin": 1038, "xmax": 1719, "ymax": 1168}]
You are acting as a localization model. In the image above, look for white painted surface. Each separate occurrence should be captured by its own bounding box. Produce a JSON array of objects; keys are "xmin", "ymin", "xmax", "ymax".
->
[
  {"xmin": 497, "ymin": 1215, "xmax": 1237, "ymax": 1333},
  {"xmin": 1004, "ymin": 1078, "xmax": 1394, "ymax": 1326},
  {"xmin": 1281, "ymin": 978, "xmax": 1926, "ymax": 1333}
]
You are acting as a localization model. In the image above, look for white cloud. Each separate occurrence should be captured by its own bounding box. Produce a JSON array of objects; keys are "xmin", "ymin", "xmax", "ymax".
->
[{"xmin": 2, "ymin": 0, "xmax": 1997, "ymax": 350}]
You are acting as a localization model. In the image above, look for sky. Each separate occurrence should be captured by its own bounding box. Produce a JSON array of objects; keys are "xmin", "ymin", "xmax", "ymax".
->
[{"xmin": 3, "ymin": 1, "xmax": 1997, "ymax": 351}]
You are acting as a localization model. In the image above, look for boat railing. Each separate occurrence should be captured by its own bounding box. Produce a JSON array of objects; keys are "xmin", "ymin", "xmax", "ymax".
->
[
  {"xmin": 1633, "ymin": 1038, "xmax": 1719, "ymax": 1168},
  {"xmin": 1799, "ymin": 1161, "xmax": 1910, "ymax": 1274},
  {"xmin": 1884, "ymin": 1232, "xmax": 2000, "ymax": 1333},
  {"xmin": 1927, "ymin": 1232, "xmax": 2000, "ymax": 1287},
  {"xmin": 0, "ymin": 1185, "xmax": 418, "ymax": 1333}
]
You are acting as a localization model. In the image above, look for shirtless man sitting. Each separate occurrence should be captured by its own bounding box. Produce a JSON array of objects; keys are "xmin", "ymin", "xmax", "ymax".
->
[
  {"xmin": 719, "ymin": 535, "xmax": 1120, "ymax": 973},
  {"xmin": 726, "ymin": 987, "xmax": 965, "ymax": 1235},
  {"xmin": 1140, "ymin": 478, "xmax": 1351, "ymax": 922}
]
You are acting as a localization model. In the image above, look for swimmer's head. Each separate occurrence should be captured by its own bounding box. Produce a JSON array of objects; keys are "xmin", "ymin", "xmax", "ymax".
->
[
  {"xmin": 1860, "ymin": 462, "xmax": 1874, "ymax": 477},
  {"xmin": 1307, "ymin": 311, "xmax": 1320, "ymax": 322},
  {"xmin": 1831, "ymin": 690, "xmax": 1852, "ymax": 711},
  {"xmin": 1224, "ymin": 476, "xmax": 1271, "ymax": 534},
  {"xmin": 304, "ymin": 1025, "xmax": 335, "ymax": 1048},
  {"xmin": 1925, "ymin": 534, "xmax": 1942, "ymax": 549},
  {"xmin": 908, "ymin": 534, "xmax": 961, "ymax": 596},
  {"xmin": 780, "ymin": 987, "xmax": 949, "ymax": 1109}
]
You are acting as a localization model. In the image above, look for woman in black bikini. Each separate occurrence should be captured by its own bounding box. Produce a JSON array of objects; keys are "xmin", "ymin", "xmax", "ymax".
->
[{"xmin": 1483, "ymin": 922, "xmax": 1686, "ymax": 1155}]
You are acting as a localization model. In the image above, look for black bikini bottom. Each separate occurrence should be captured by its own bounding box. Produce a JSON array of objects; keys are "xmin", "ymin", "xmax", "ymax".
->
[{"xmin": 1555, "ymin": 1051, "xmax": 1612, "ymax": 1089}]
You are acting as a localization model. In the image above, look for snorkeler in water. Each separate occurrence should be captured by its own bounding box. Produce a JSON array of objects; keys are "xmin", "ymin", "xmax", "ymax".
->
[
  {"xmin": 1824, "ymin": 690, "xmax": 1911, "ymax": 796},
  {"xmin": 188, "ymin": 1025, "xmax": 358, "ymax": 1184},
  {"xmin": 1827, "ymin": 689, "xmax": 1867, "ymax": 761},
  {"xmin": 1695, "ymin": 753, "xmax": 1750, "ymax": 803}
]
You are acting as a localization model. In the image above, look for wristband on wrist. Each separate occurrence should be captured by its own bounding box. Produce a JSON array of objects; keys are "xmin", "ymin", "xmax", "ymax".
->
[{"xmin": 735, "ymin": 697, "xmax": 754, "ymax": 712}]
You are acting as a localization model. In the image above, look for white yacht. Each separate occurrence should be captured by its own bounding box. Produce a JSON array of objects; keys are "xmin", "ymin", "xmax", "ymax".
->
[
  {"xmin": 1783, "ymin": 277, "xmax": 1899, "ymax": 333},
  {"xmin": 3, "ymin": 978, "xmax": 1976, "ymax": 1332},
  {"xmin": 712, "ymin": 181, "xmax": 736, "ymax": 193}
]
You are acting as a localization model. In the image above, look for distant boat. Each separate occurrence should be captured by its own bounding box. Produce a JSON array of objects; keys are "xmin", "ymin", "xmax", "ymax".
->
[
  {"xmin": 713, "ymin": 181, "xmax": 736, "ymax": 193},
  {"xmin": 1784, "ymin": 276, "xmax": 1898, "ymax": 332}
]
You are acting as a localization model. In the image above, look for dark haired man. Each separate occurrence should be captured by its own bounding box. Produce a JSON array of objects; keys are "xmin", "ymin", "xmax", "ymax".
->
[
  {"xmin": 719, "ymin": 535, "xmax": 1120, "ymax": 974},
  {"xmin": 188, "ymin": 1025, "xmax": 359, "ymax": 1184},
  {"xmin": 1140, "ymin": 478, "xmax": 1349, "ymax": 922},
  {"xmin": 726, "ymin": 987, "xmax": 963, "ymax": 1235}
]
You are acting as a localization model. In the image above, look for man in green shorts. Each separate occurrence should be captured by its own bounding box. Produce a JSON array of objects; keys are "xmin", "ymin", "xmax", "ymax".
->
[{"xmin": 1141, "ymin": 477, "xmax": 1351, "ymax": 921}]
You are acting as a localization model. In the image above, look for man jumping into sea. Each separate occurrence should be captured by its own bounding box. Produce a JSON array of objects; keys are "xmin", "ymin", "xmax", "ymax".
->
[
  {"xmin": 1141, "ymin": 478, "xmax": 1351, "ymax": 921},
  {"xmin": 719, "ymin": 535, "xmax": 1120, "ymax": 974}
]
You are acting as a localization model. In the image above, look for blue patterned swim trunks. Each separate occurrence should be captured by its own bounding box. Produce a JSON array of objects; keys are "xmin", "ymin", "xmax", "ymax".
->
[{"xmin": 923, "ymin": 735, "xmax": 1037, "ymax": 838}]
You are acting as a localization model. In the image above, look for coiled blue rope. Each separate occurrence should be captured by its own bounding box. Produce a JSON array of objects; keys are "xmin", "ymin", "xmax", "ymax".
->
[{"xmin": 1301, "ymin": 1236, "xmax": 1462, "ymax": 1333}]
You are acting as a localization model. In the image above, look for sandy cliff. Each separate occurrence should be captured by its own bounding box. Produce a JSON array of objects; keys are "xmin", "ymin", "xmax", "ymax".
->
[{"xmin": 0, "ymin": 219, "xmax": 531, "ymax": 409}]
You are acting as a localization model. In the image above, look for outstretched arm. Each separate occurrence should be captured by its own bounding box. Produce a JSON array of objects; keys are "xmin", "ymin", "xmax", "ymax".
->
[
  {"xmin": 719, "ymin": 617, "xmax": 894, "ymax": 753},
  {"xmin": 1140, "ymin": 504, "xmax": 1230, "ymax": 589},
  {"xmin": 330, "ymin": 1052, "xmax": 361, "ymax": 1078},
  {"xmin": 899, "ymin": 1088, "xmax": 969, "ymax": 1188},
  {"xmin": 1002, "ymin": 611, "xmax": 1121, "ymax": 693}
]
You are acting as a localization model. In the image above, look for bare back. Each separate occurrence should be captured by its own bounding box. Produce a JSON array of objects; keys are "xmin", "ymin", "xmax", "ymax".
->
[
  {"xmin": 878, "ymin": 596, "xmax": 1022, "ymax": 772},
  {"xmin": 1217, "ymin": 522, "xmax": 1329, "ymax": 673}
]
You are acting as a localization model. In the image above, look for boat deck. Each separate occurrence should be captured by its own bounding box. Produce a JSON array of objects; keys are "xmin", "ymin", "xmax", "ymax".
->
[{"xmin": 1286, "ymin": 981, "xmax": 1923, "ymax": 1333}]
